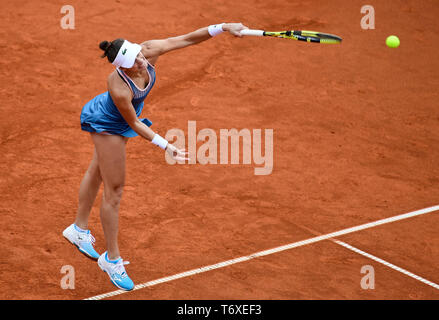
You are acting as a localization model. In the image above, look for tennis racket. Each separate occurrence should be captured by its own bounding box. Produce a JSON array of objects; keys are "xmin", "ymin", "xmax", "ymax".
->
[{"xmin": 240, "ymin": 29, "xmax": 342, "ymax": 44}]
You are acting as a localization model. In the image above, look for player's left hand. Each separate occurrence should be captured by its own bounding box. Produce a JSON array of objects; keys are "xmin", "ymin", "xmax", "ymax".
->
[{"xmin": 166, "ymin": 144, "xmax": 190, "ymax": 162}]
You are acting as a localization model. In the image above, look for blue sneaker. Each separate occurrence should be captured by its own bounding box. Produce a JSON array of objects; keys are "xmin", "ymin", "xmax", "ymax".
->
[
  {"xmin": 98, "ymin": 252, "xmax": 134, "ymax": 291},
  {"xmin": 63, "ymin": 224, "xmax": 100, "ymax": 260}
]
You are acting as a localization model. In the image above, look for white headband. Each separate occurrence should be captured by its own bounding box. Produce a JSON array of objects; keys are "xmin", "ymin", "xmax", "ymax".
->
[{"xmin": 112, "ymin": 40, "xmax": 142, "ymax": 68}]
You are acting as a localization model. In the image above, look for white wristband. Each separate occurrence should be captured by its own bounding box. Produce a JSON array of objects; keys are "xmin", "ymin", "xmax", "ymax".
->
[
  {"xmin": 151, "ymin": 134, "xmax": 168, "ymax": 150},
  {"xmin": 208, "ymin": 23, "xmax": 225, "ymax": 37}
]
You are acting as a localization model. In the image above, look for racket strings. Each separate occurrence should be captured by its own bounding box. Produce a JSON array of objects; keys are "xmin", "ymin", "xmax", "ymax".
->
[{"xmin": 266, "ymin": 31, "xmax": 342, "ymax": 43}]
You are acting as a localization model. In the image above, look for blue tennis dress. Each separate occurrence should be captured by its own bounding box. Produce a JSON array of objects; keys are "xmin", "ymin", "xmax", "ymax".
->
[{"xmin": 80, "ymin": 62, "xmax": 156, "ymax": 137}]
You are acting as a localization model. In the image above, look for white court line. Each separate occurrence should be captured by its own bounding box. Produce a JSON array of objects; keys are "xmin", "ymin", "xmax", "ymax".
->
[
  {"xmin": 333, "ymin": 240, "xmax": 439, "ymax": 290},
  {"xmin": 85, "ymin": 205, "xmax": 439, "ymax": 300}
]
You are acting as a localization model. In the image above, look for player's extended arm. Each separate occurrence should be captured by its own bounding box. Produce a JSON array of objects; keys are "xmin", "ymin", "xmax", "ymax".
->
[{"xmin": 141, "ymin": 23, "xmax": 248, "ymax": 57}]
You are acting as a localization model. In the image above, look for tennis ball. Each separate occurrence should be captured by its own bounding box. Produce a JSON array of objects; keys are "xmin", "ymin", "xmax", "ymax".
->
[{"xmin": 386, "ymin": 35, "xmax": 400, "ymax": 48}]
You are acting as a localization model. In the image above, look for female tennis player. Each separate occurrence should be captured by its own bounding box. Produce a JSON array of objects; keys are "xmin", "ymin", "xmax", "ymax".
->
[{"xmin": 63, "ymin": 22, "xmax": 248, "ymax": 291}]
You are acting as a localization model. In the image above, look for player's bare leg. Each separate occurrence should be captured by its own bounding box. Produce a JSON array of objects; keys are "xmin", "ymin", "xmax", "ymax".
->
[
  {"xmin": 90, "ymin": 132, "xmax": 128, "ymax": 260},
  {"xmin": 74, "ymin": 148, "xmax": 102, "ymax": 229}
]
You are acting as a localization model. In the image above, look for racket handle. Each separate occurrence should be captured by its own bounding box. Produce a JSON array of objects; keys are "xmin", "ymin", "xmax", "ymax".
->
[{"xmin": 240, "ymin": 29, "xmax": 264, "ymax": 37}]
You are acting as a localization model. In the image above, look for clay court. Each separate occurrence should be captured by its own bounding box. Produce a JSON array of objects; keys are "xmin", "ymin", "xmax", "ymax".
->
[{"xmin": 0, "ymin": 0, "xmax": 438, "ymax": 300}]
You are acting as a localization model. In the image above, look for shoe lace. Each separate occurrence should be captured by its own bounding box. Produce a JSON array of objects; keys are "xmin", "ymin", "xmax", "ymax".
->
[
  {"xmin": 111, "ymin": 259, "xmax": 130, "ymax": 279},
  {"xmin": 88, "ymin": 234, "xmax": 96, "ymax": 244},
  {"xmin": 78, "ymin": 232, "xmax": 95, "ymax": 245}
]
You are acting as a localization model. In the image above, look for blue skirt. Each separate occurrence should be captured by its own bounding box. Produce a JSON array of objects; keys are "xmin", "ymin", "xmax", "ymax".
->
[{"xmin": 80, "ymin": 92, "xmax": 152, "ymax": 138}]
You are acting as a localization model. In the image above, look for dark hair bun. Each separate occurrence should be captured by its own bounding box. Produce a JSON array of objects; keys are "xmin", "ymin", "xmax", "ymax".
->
[
  {"xmin": 99, "ymin": 40, "xmax": 111, "ymax": 57},
  {"xmin": 99, "ymin": 38, "xmax": 124, "ymax": 63}
]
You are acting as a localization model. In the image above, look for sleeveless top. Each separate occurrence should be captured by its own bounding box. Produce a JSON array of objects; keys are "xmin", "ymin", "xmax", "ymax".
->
[{"xmin": 80, "ymin": 60, "xmax": 156, "ymax": 138}]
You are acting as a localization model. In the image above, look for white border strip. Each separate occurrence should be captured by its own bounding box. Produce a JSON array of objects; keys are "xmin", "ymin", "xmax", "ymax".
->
[
  {"xmin": 333, "ymin": 240, "xmax": 439, "ymax": 290},
  {"xmin": 85, "ymin": 205, "xmax": 439, "ymax": 300}
]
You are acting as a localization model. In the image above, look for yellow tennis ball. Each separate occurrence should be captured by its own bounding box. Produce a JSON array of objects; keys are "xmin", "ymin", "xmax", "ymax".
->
[{"xmin": 386, "ymin": 35, "xmax": 400, "ymax": 48}]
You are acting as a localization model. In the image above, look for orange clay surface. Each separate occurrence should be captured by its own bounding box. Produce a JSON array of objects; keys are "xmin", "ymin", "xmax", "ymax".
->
[{"xmin": 0, "ymin": 0, "xmax": 438, "ymax": 299}]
